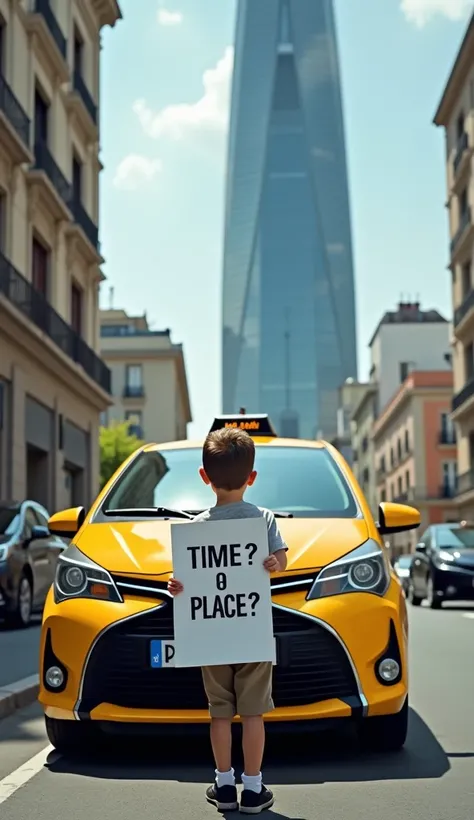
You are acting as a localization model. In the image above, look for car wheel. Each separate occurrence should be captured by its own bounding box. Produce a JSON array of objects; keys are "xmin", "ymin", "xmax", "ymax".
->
[
  {"xmin": 407, "ymin": 583, "xmax": 422, "ymax": 606},
  {"xmin": 45, "ymin": 716, "xmax": 102, "ymax": 757},
  {"xmin": 426, "ymin": 578, "xmax": 442, "ymax": 610},
  {"xmin": 357, "ymin": 697, "xmax": 409, "ymax": 752},
  {"xmin": 5, "ymin": 574, "xmax": 32, "ymax": 629}
]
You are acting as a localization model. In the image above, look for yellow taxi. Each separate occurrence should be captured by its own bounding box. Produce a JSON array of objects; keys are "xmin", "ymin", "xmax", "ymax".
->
[{"xmin": 39, "ymin": 414, "xmax": 420, "ymax": 755}]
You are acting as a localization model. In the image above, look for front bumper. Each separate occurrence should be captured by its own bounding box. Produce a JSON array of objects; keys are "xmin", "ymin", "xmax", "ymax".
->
[{"xmin": 39, "ymin": 580, "xmax": 408, "ymax": 725}]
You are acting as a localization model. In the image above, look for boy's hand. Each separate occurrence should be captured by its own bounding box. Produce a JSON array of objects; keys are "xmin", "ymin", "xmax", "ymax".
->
[
  {"xmin": 263, "ymin": 554, "xmax": 280, "ymax": 573},
  {"xmin": 168, "ymin": 577, "xmax": 184, "ymax": 596}
]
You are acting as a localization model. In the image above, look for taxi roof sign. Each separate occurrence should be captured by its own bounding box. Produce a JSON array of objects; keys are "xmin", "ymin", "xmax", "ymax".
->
[{"xmin": 209, "ymin": 414, "xmax": 277, "ymax": 437}]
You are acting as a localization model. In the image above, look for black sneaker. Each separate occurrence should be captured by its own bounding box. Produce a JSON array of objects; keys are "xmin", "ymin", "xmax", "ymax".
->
[
  {"xmin": 239, "ymin": 786, "xmax": 274, "ymax": 814},
  {"xmin": 206, "ymin": 783, "xmax": 239, "ymax": 812}
]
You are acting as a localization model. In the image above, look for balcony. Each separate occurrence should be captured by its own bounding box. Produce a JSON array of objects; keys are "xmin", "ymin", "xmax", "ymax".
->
[
  {"xmin": 438, "ymin": 430, "xmax": 457, "ymax": 445},
  {"xmin": 394, "ymin": 486, "xmax": 457, "ymax": 502},
  {"xmin": 123, "ymin": 385, "xmax": 145, "ymax": 399},
  {"xmin": 453, "ymin": 132, "xmax": 469, "ymax": 176},
  {"xmin": 0, "ymin": 74, "xmax": 33, "ymax": 164},
  {"xmin": 26, "ymin": 141, "xmax": 72, "ymax": 221},
  {"xmin": 456, "ymin": 469, "xmax": 474, "ymax": 496},
  {"xmin": 454, "ymin": 287, "xmax": 474, "ymax": 331},
  {"xmin": 452, "ymin": 376, "xmax": 474, "ymax": 416},
  {"xmin": 0, "ymin": 250, "xmax": 110, "ymax": 394},
  {"xmin": 67, "ymin": 197, "xmax": 100, "ymax": 260},
  {"xmin": 451, "ymin": 207, "xmax": 473, "ymax": 260},
  {"xmin": 25, "ymin": 0, "xmax": 69, "ymax": 82}
]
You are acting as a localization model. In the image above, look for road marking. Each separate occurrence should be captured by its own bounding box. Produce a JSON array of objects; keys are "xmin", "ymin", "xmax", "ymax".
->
[{"xmin": 0, "ymin": 744, "xmax": 57, "ymax": 805}]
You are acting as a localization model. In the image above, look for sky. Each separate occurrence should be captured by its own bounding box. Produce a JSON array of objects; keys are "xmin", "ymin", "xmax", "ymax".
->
[{"xmin": 99, "ymin": 0, "xmax": 474, "ymax": 438}]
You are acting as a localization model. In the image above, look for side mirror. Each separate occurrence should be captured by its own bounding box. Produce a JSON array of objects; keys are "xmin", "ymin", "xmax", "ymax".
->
[
  {"xmin": 415, "ymin": 542, "xmax": 427, "ymax": 553},
  {"xmin": 30, "ymin": 525, "xmax": 50, "ymax": 541},
  {"xmin": 377, "ymin": 502, "xmax": 421, "ymax": 536},
  {"xmin": 48, "ymin": 507, "xmax": 85, "ymax": 539}
]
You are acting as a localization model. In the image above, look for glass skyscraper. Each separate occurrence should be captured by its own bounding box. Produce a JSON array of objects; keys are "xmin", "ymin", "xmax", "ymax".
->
[{"xmin": 222, "ymin": 0, "xmax": 357, "ymax": 440}]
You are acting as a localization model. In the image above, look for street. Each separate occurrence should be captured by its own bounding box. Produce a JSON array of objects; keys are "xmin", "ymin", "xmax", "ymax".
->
[
  {"xmin": 0, "ymin": 605, "xmax": 473, "ymax": 819},
  {"xmin": 0, "ymin": 619, "xmax": 41, "ymax": 687}
]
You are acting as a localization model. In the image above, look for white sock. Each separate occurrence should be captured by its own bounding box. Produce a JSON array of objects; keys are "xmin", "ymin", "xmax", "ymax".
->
[
  {"xmin": 215, "ymin": 768, "xmax": 235, "ymax": 788},
  {"xmin": 241, "ymin": 772, "xmax": 262, "ymax": 794}
]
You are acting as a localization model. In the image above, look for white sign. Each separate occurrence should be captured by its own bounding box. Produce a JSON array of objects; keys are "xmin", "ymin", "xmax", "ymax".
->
[{"xmin": 170, "ymin": 517, "xmax": 276, "ymax": 668}]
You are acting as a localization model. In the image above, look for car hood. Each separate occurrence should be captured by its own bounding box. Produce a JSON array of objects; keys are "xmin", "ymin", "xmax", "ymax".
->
[{"xmin": 75, "ymin": 517, "xmax": 371, "ymax": 576}]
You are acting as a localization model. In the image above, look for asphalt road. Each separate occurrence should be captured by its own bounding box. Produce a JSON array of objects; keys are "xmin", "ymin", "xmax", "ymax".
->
[
  {"xmin": 0, "ymin": 617, "xmax": 41, "ymax": 686},
  {"xmin": 1, "ymin": 604, "xmax": 474, "ymax": 820}
]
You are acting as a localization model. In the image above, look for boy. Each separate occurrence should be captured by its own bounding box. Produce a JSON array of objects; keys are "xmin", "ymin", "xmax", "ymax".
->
[{"xmin": 168, "ymin": 427, "xmax": 288, "ymax": 814}]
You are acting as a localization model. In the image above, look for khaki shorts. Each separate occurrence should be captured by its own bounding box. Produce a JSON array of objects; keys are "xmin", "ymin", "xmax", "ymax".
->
[{"xmin": 201, "ymin": 662, "xmax": 274, "ymax": 719}]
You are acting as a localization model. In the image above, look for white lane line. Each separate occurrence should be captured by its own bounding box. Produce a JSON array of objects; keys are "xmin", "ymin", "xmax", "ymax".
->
[{"xmin": 0, "ymin": 744, "xmax": 58, "ymax": 805}]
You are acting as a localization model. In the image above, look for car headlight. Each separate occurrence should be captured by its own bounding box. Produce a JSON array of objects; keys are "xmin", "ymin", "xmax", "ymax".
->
[
  {"xmin": 54, "ymin": 544, "xmax": 122, "ymax": 604},
  {"xmin": 307, "ymin": 540, "xmax": 390, "ymax": 601}
]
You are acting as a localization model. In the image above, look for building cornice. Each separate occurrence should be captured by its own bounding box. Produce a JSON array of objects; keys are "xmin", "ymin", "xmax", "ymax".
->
[{"xmin": 434, "ymin": 11, "xmax": 474, "ymax": 126}]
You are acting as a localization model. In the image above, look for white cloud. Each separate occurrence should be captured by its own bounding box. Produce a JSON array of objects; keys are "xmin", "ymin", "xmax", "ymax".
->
[
  {"xmin": 157, "ymin": 8, "xmax": 183, "ymax": 26},
  {"xmin": 113, "ymin": 155, "xmax": 162, "ymax": 191},
  {"xmin": 401, "ymin": 0, "xmax": 473, "ymax": 27},
  {"xmin": 133, "ymin": 46, "xmax": 234, "ymax": 141}
]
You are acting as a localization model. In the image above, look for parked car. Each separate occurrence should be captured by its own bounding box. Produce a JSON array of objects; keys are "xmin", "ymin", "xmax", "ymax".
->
[
  {"xmin": 0, "ymin": 500, "xmax": 66, "ymax": 628},
  {"xmin": 393, "ymin": 555, "xmax": 413, "ymax": 595},
  {"xmin": 408, "ymin": 521, "xmax": 474, "ymax": 609}
]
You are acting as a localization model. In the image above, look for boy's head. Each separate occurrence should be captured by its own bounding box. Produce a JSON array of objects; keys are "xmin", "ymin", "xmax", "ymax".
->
[{"xmin": 200, "ymin": 428, "xmax": 256, "ymax": 492}]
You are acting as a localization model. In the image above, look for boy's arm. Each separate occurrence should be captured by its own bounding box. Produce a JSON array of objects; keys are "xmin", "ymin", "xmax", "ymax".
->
[{"xmin": 264, "ymin": 511, "xmax": 289, "ymax": 572}]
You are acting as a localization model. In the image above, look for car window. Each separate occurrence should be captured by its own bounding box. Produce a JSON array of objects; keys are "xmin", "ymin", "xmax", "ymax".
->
[
  {"xmin": 23, "ymin": 507, "xmax": 37, "ymax": 539},
  {"xmin": 420, "ymin": 529, "xmax": 431, "ymax": 549},
  {"xmin": 0, "ymin": 505, "xmax": 21, "ymax": 536},
  {"xmin": 101, "ymin": 446, "xmax": 359, "ymax": 519},
  {"xmin": 435, "ymin": 525, "xmax": 474, "ymax": 549},
  {"xmin": 32, "ymin": 507, "xmax": 49, "ymax": 528}
]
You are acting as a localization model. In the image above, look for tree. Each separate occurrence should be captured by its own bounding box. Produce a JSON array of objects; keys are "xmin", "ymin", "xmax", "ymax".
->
[{"xmin": 99, "ymin": 421, "xmax": 144, "ymax": 490}]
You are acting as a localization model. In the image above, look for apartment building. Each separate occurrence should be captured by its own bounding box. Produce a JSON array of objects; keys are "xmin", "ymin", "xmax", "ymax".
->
[
  {"xmin": 350, "ymin": 384, "xmax": 378, "ymax": 515},
  {"xmin": 0, "ymin": 0, "xmax": 121, "ymax": 510},
  {"xmin": 434, "ymin": 12, "xmax": 474, "ymax": 519},
  {"xmin": 331, "ymin": 378, "xmax": 370, "ymax": 466},
  {"xmin": 373, "ymin": 371, "xmax": 457, "ymax": 557},
  {"xmin": 100, "ymin": 309, "xmax": 192, "ymax": 444}
]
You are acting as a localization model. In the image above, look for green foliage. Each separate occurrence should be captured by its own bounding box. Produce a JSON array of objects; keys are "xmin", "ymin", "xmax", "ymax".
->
[{"xmin": 99, "ymin": 421, "xmax": 144, "ymax": 490}]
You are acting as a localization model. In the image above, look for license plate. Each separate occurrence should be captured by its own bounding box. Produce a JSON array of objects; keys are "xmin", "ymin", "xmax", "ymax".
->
[{"xmin": 150, "ymin": 639, "xmax": 278, "ymax": 668}]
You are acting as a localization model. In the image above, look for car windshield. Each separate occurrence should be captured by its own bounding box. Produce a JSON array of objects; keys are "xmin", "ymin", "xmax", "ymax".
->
[
  {"xmin": 0, "ymin": 505, "xmax": 20, "ymax": 536},
  {"xmin": 437, "ymin": 526, "xmax": 474, "ymax": 549},
  {"xmin": 102, "ymin": 446, "xmax": 358, "ymax": 519},
  {"xmin": 396, "ymin": 556, "xmax": 412, "ymax": 568}
]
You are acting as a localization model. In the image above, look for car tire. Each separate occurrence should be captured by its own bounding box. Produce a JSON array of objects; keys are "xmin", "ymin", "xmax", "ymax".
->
[
  {"xmin": 407, "ymin": 583, "xmax": 422, "ymax": 607},
  {"xmin": 45, "ymin": 716, "xmax": 102, "ymax": 757},
  {"xmin": 426, "ymin": 578, "xmax": 442, "ymax": 610},
  {"xmin": 357, "ymin": 697, "xmax": 409, "ymax": 752},
  {"xmin": 5, "ymin": 574, "xmax": 33, "ymax": 629}
]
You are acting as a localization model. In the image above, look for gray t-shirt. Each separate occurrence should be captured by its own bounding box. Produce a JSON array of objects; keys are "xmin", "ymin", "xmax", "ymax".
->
[{"xmin": 193, "ymin": 501, "xmax": 288, "ymax": 555}]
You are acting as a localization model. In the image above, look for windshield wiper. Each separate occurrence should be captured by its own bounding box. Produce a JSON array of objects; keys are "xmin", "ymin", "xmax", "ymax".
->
[{"xmin": 104, "ymin": 507, "xmax": 193, "ymax": 520}]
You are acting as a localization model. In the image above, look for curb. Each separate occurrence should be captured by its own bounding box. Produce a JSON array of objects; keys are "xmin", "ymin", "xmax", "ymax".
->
[{"xmin": 0, "ymin": 675, "xmax": 39, "ymax": 720}]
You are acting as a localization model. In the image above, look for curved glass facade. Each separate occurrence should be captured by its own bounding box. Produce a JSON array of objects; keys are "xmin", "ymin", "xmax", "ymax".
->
[{"xmin": 222, "ymin": 0, "xmax": 357, "ymax": 439}]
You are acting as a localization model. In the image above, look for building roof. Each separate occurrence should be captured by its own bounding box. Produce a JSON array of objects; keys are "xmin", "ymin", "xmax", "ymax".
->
[
  {"xmin": 434, "ymin": 10, "xmax": 474, "ymax": 125},
  {"xmin": 368, "ymin": 302, "xmax": 448, "ymax": 348}
]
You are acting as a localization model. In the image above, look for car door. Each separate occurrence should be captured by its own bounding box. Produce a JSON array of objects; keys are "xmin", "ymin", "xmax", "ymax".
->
[
  {"xmin": 33, "ymin": 505, "xmax": 65, "ymax": 598},
  {"xmin": 412, "ymin": 529, "xmax": 432, "ymax": 597},
  {"xmin": 23, "ymin": 505, "xmax": 51, "ymax": 606}
]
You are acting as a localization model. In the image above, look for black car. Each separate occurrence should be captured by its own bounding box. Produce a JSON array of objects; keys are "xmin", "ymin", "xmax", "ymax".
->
[
  {"xmin": 0, "ymin": 500, "xmax": 66, "ymax": 628},
  {"xmin": 393, "ymin": 555, "xmax": 413, "ymax": 594},
  {"xmin": 407, "ymin": 522, "xmax": 474, "ymax": 609}
]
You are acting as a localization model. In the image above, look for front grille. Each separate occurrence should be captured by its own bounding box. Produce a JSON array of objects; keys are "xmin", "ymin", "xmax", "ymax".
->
[
  {"xmin": 80, "ymin": 603, "xmax": 358, "ymax": 713},
  {"xmin": 112, "ymin": 573, "xmax": 316, "ymax": 599}
]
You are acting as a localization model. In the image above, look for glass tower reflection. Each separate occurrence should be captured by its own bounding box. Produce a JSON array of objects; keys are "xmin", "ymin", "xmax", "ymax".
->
[{"xmin": 222, "ymin": 0, "xmax": 357, "ymax": 439}]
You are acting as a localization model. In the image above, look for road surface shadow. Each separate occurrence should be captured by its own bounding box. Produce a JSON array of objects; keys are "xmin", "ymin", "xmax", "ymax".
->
[{"xmin": 46, "ymin": 708, "xmax": 452, "ymax": 786}]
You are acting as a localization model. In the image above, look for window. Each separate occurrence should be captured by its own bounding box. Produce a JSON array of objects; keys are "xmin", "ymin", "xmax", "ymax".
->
[
  {"xmin": 442, "ymin": 462, "xmax": 457, "ymax": 491},
  {"xmin": 23, "ymin": 506, "xmax": 37, "ymax": 539},
  {"xmin": 125, "ymin": 364, "xmax": 143, "ymax": 397},
  {"xmin": 34, "ymin": 87, "xmax": 49, "ymax": 145},
  {"xmin": 125, "ymin": 410, "xmax": 143, "ymax": 439},
  {"xmin": 397, "ymin": 476, "xmax": 403, "ymax": 496},
  {"xmin": 400, "ymin": 362, "xmax": 410, "ymax": 382},
  {"xmin": 0, "ymin": 19, "xmax": 5, "ymax": 76},
  {"xmin": 380, "ymin": 489, "xmax": 386, "ymax": 503},
  {"xmin": 70, "ymin": 282, "xmax": 83, "ymax": 335},
  {"xmin": 72, "ymin": 153, "xmax": 82, "ymax": 202},
  {"xmin": 456, "ymin": 112, "xmax": 464, "ymax": 141},
  {"xmin": 361, "ymin": 436, "xmax": 368, "ymax": 453},
  {"xmin": 397, "ymin": 439, "xmax": 402, "ymax": 460},
  {"xmin": 101, "ymin": 446, "xmax": 359, "ymax": 519},
  {"xmin": 0, "ymin": 503, "xmax": 20, "ymax": 536},
  {"xmin": 460, "ymin": 188, "xmax": 469, "ymax": 220},
  {"xmin": 31, "ymin": 237, "xmax": 49, "ymax": 296},
  {"xmin": 469, "ymin": 431, "xmax": 474, "ymax": 466},
  {"xmin": 404, "ymin": 429, "xmax": 410, "ymax": 453},
  {"xmin": 390, "ymin": 447, "xmax": 395, "ymax": 468},
  {"xmin": 73, "ymin": 26, "xmax": 83, "ymax": 73},
  {"xmin": 464, "ymin": 342, "xmax": 474, "ymax": 381},
  {"xmin": 462, "ymin": 262, "xmax": 471, "ymax": 298},
  {"xmin": 435, "ymin": 525, "xmax": 474, "ymax": 550},
  {"xmin": 440, "ymin": 412, "xmax": 455, "ymax": 443}
]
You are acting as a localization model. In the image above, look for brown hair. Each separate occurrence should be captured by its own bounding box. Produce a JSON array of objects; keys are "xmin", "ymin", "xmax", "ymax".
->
[{"xmin": 202, "ymin": 428, "xmax": 255, "ymax": 491}]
